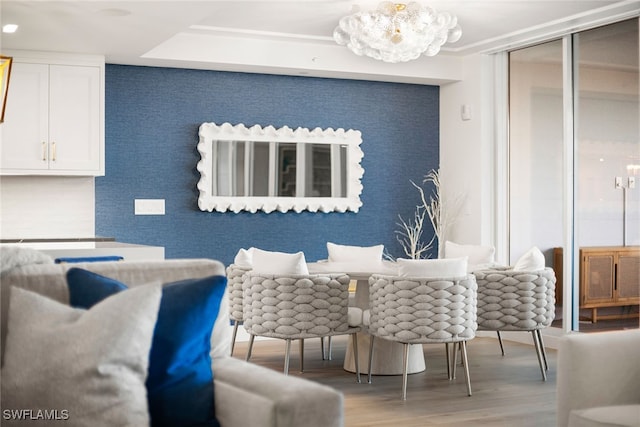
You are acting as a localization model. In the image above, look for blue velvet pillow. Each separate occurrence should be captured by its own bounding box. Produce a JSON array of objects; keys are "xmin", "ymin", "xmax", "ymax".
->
[
  {"xmin": 67, "ymin": 268, "xmax": 128, "ymax": 307},
  {"xmin": 66, "ymin": 268, "xmax": 226, "ymax": 427}
]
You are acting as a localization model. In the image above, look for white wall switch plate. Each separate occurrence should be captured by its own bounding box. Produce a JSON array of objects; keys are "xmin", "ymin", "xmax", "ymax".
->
[
  {"xmin": 134, "ymin": 199, "xmax": 165, "ymax": 215},
  {"xmin": 461, "ymin": 104, "xmax": 473, "ymax": 121}
]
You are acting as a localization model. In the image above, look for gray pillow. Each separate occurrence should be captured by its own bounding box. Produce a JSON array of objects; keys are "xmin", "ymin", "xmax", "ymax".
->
[
  {"xmin": 0, "ymin": 246, "xmax": 53, "ymax": 275},
  {"xmin": 1, "ymin": 284, "xmax": 162, "ymax": 426}
]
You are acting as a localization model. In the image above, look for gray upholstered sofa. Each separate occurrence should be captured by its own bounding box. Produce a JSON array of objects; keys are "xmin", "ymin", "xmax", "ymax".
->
[
  {"xmin": 556, "ymin": 329, "xmax": 640, "ymax": 427},
  {"xmin": 0, "ymin": 257, "xmax": 344, "ymax": 427}
]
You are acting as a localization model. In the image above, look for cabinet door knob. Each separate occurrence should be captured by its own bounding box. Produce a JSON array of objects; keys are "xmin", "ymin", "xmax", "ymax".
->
[
  {"xmin": 42, "ymin": 142, "xmax": 47, "ymax": 161},
  {"xmin": 51, "ymin": 141, "xmax": 57, "ymax": 162}
]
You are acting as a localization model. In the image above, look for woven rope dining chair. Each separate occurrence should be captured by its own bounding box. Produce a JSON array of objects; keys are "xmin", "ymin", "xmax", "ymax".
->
[
  {"xmin": 225, "ymin": 264, "xmax": 250, "ymax": 356},
  {"xmin": 227, "ymin": 264, "xmax": 335, "ymax": 359},
  {"xmin": 243, "ymin": 271, "xmax": 362, "ymax": 381},
  {"xmin": 473, "ymin": 266, "xmax": 556, "ymax": 381},
  {"xmin": 367, "ymin": 273, "xmax": 478, "ymax": 400}
]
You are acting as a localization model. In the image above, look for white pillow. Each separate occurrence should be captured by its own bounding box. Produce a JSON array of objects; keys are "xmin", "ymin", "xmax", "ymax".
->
[
  {"xmin": 397, "ymin": 257, "xmax": 468, "ymax": 279},
  {"xmin": 444, "ymin": 241, "xmax": 495, "ymax": 268},
  {"xmin": 251, "ymin": 248, "xmax": 309, "ymax": 275},
  {"xmin": 1, "ymin": 284, "xmax": 162, "ymax": 427},
  {"xmin": 327, "ymin": 242, "xmax": 384, "ymax": 262},
  {"xmin": 513, "ymin": 246, "xmax": 546, "ymax": 271},
  {"xmin": 233, "ymin": 247, "xmax": 254, "ymax": 268}
]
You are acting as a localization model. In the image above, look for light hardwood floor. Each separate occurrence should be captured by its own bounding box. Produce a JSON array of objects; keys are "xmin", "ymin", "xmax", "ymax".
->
[{"xmin": 232, "ymin": 335, "xmax": 557, "ymax": 427}]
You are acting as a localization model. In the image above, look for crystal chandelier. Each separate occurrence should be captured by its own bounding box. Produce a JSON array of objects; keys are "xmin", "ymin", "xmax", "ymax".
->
[{"xmin": 333, "ymin": 2, "xmax": 462, "ymax": 63}]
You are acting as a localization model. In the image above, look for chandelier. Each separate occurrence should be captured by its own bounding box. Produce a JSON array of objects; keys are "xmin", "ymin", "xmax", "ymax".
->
[{"xmin": 333, "ymin": 2, "xmax": 462, "ymax": 63}]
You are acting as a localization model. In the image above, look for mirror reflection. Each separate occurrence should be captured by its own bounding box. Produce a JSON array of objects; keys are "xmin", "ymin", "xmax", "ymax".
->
[{"xmin": 213, "ymin": 141, "xmax": 348, "ymax": 198}]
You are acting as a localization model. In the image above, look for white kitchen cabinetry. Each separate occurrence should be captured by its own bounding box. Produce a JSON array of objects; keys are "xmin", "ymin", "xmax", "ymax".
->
[{"xmin": 1, "ymin": 51, "xmax": 104, "ymax": 176}]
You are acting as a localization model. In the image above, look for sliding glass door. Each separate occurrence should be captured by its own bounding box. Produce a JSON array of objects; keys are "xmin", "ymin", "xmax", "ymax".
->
[
  {"xmin": 575, "ymin": 20, "xmax": 639, "ymax": 249},
  {"xmin": 508, "ymin": 18, "xmax": 639, "ymax": 331}
]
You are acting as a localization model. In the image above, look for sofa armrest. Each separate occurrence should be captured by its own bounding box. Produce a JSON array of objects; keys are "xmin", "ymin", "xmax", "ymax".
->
[
  {"xmin": 212, "ymin": 357, "xmax": 343, "ymax": 427},
  {"xmin": 556, "ymin": 329, "xmax": 640, "ymax": 427}
]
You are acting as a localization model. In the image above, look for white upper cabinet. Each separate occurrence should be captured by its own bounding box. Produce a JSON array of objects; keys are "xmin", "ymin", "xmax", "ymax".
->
[{"xmin": 1, "ymin": 51, "xmax": 104, "ymax": 176}]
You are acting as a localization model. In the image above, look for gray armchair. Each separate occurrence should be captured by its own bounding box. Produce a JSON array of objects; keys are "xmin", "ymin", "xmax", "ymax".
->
[
  {"xmin": 556, "ymin": 329, "xmax": 640, "ymax": 427},
  {"xmin": 226, "ymin": 263, "xmax": 250, "ymax": 356},
  {"xmin": 367, "ymin": 273, "xmax": 478, "ymax": 399},
  {"xmin": 243, "ymin": 272, "xmax": 362, "ymax": 380},
  {"xmin": 474, "ymin": 266, "xmax": 556, "ymax": 380}
]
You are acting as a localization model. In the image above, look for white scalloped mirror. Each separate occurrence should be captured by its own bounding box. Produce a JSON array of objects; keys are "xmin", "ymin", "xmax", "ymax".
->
[{"xmin": 197, "ymin": 122, "xmax": 364, "ymax": 213}]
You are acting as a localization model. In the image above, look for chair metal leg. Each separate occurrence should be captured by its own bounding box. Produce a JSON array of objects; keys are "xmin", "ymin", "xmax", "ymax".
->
[
  {"xmin": 461, "ymin": 341, "xmax": 472, "ymax": 396},
  {"xmin": 230, "ymin": 321, "xmax": 239, "ymax": 356},
  {"xmin": 445, "ymin": 343, "xmax": 451, "ymax": 380},
  {"xmin": 320, "ymin": 337, "xmax": 333, "ymax": 361},
  {"xmin": 284, "ymin": 339, "xmax": 292, "ymax": 375},
  {"xmin": 367, "ymin": 335, "xmax": 375, "ymax": 384},
  {"xmin": 497, "ymin": 331, "xmax": 505, "ymax": 356},
  {"xmin": 246, "ymin": 334, "xmax": 255, "ymax": 361},
  {"xmin": 352, "ymin": 334, "xmax": 361, "ymax": 383},
  {"xmin": 299, "ymin": 339, "xmax": 305, "ymax": 373},
  {"xmin": 537, "ymin": 329, "xmax": 549, "ymax": 371},
  {"xmin": 401, "ymin": 343, "xmax": 410, "ymax": 400},
  {"xmin": 531, "ymin": 331, "xmax": 547, "ymax": 381},
  {"xmin": 452, "ymin": 341, "xmax": 458, "ymax": 380}
]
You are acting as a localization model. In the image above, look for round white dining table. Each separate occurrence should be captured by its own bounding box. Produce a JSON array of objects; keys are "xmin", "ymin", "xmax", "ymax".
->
[{"xmin": 307, "ymin": 261, "xmax": 426, "ymax": 375}]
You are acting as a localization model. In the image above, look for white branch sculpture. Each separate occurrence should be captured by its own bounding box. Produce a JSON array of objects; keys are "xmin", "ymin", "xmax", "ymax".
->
[
  {"xmin": 396, "ymin": 169, "xmax": 463, "ymax": 259},
  {"xmin": 395, "ymin": 203, "xmax": 433, "ymax": 260}
]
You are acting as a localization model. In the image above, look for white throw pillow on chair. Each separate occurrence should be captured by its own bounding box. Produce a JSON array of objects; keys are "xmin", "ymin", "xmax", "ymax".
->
[
  {"xmin": 251, "ymin": 248, "xmax": 309, "ymax": 275},
  {"xmin": 513, "ymin": 246, "xmax": 545, "ymax": 271},
  {"xmin": 326, "ymin": 242, "xmax": 384, "ymax": 270},
  {"xmin": 233, "ymin": 247, "xmax": 255, "ymax": 269},
  {"xmin": 327, "ymin": 242, "xmax": 384, "ymax": 262}
]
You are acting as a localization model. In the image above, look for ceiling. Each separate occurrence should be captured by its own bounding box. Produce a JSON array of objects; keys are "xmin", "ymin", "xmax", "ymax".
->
[{"xmin": 1, "ymin": 0, "xmax": 638, "ymax": 84}]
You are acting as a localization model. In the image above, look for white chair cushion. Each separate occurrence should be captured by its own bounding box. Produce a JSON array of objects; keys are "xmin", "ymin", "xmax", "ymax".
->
[
  {"xmin": 397, "ymin": 257, "xmax": 468, "ymax": 278},
  {"xmin": 513, "ymin": 246, "xmax": 545, "ymax": 271},
  {"xmin": 251, "ymin": 248, "xmax": 309, "ymax": 275},
  {"xmin": 444, "ymin": 241, "xmax": 495, "ymax": 272}
]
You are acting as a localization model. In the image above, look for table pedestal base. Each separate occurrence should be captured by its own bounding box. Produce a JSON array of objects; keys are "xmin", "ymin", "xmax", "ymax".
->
[{"xmin": 343, "ymin": 332, "xmax": 426, "ymax": 375}]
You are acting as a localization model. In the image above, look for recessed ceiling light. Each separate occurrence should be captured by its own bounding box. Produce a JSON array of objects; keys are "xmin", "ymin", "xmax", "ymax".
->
[{"xmin": 2, "ymin": 24, "xmax": 18, "ymax": 34}]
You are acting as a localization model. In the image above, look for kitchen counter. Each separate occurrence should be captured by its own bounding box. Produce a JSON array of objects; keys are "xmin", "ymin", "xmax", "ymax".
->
[{"xmin": 0, "ymin": 239, "xmax": 164, "ymax": 261}]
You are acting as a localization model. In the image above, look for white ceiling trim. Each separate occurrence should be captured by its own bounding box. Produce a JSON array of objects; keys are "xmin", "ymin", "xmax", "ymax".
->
[{"xmin": 467, "ymin": 0, "xmax": 640, "ymax": 54}]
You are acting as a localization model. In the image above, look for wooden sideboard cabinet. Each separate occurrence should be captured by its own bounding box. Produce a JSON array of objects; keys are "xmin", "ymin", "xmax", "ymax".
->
[{"xmin": 554, "ymin": 246, "xmax": 640, "ymax": 322}]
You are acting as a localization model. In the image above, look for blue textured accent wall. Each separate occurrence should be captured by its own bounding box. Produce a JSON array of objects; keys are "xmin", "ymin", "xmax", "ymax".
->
[{"xmin": 96, "ymin": 65, "xmax": 439, "ymax": 266}]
